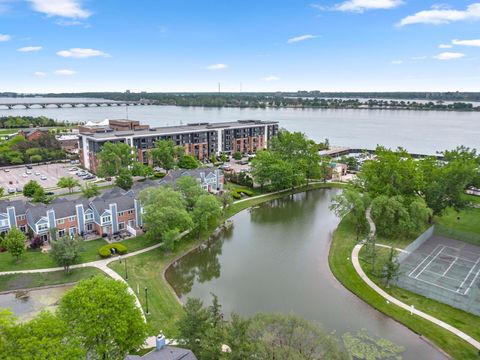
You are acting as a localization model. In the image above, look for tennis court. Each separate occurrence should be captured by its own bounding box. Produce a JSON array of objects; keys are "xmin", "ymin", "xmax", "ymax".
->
[{"xmin": 397, "ymin": 232, "xmax": 480, "ymax": 316}]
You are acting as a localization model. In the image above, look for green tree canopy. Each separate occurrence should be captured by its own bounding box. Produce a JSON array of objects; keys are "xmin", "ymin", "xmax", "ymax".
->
[
  {"xmin": 4, "ymin": 228, "xmax": 26, "ymax": 262},
  {"xmin": 175, "ymin": 176, "xmax": 204, "ymax": 210},
  {"xmin": 57, "ymin": 176, "xmax": 80, "ymax": 193},
  {"xmin": 81, "ymin": 182, "xmax": 100, "ymax": 198},
  {"xmin": 115, "ymin": 169, "xmax": 133, "ymax": 191},
  {"xmin": 193, "ymin": 194, "xmax": 222, "ymax": 237},
  {"xmin": 178, "ymin": 155, "xmax": 199, "ymax": 169},
  {"xmin": 58, "ymin": 275, "xmax": 148, "ymax": 360},
  {"xmin": 23, "ymin": 180, "xmax": 42, "ymax": 197},
  {"xmin": 97, "ymin": 141, "xmax": 135, "ymax": 177},
  {"xmin": 150, "ymin": 139, "xmax": 177, "ymax": 170},
  {"xmin": 50, "ymin": 236, "xmax": 82, "ymax": 273}
]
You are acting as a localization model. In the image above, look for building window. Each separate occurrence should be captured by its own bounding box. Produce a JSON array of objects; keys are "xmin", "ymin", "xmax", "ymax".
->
[
  {"xmin": 69, "ymin": 227, "xmax": 77, "ymax": 236},
  {"xmin": 17, "ymin": 215, "xmax": 26, "ymax": 221},
  {"xmin": 118, "ymin": 222, "xmax": 125, "ymax": 230},
  {"xmin": 86, "ymin": 223, "xmax": 93, "ymax": 232},
  {"xmin": 19, "ymin": 225, "xmax": 27, "ymax": 233},
  {"xmin": 57, "ymin": 219, "xmax": 65, "ymax": 225},
  {"xmin": 101, "ymin": 216, "xmax": 111, "ymax": 224},
  {"xmin": 128, "ymin": 209, "xmax": 135, "ymax": 215},
  {"xmin": 0, "ymin": 219, "xmax": 8, "ymax": 228},
  {"xmin": 118, "ymin": 211, "xmax": 125, "ymax": 217},
  {"xmin": 58, "ymin": 229, "xmax": 65, "ymax": 237},
  {"xmin": 85, "ymin": 213, "xmax": 94, "ymax": 221},
  {"xmin": 37, "ymin": 223, "xmax": 48, "ymax": 232},
  {"xmin": 68, "ymin": 216, "xmax": 76, "ymax": 222}
]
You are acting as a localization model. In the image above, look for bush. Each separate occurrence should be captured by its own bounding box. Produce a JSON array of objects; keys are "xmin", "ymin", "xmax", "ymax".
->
[
  {"xmin": 30, "ymin": 236, "xmax": 43, "ymax": 249},
  {"xmin": 231, "ymin": 188, "xmax": 253, "ymax": 199},
  {"xmin": 98, "ymin": 243, "xmax": 128, "ymax": 258},
  {"xmin": 232, "ymin": 191, "xmax": 241, "ymax": 199},
  {"xmin": 153, "ymin": 172, "xmax": 166, "ymax": 179},
  {"xmin": 233, "ymin": 151, "xmax": 242, "ymax": 160}
]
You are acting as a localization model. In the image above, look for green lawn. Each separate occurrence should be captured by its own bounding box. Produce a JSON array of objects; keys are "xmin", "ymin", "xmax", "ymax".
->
[
  {"xmin": 0, "ymin": 267, "xmax": 103, "ymax": 292},
  {"xmin": 435, "ymin": 207, "xmax": 480, "ymax": 235},
  {"xmin": 329, "ymin": 214, "xmax": 479, "ymax": 360},
  {"xmin": 0, "ymin": 238, "xmax": 108, "ymax": 271}
]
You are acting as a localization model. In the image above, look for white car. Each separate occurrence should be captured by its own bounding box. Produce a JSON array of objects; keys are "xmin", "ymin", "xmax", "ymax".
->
[
  {"xmin": 7, "ymin": 188, "xmax": 15, "ymax": 194},
  {"xmin": 3, "ymin": 169, "xmax": 10, "ymax": 172},
  {"xmin": 35, "ymin": 172, "xmax": 41, "ymax": 176},
  {"xmin": 26, "ymin": 170, "xmax": 32, "ymax": 175},
  {"xmin": 40, "ymin": 175, "xmax": 47, "ymax": 180},
  {"xmin": 22, "ymin": 173, "xmax": 28, "ymax": 178}
]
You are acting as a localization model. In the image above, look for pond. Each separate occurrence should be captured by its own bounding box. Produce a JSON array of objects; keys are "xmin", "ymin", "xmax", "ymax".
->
[
  {"xmin": 166, "ymin": 189, "xmax": 447, "ymax": 359},
  {"xmin": 0, "ymin": 285, "xmax": 72, "ymax": 322}
]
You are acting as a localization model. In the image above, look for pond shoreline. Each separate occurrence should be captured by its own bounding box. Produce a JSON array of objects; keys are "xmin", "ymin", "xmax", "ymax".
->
[{"xmin": 0, "ymin": 281, "xmax": 79, "ymax": 295}]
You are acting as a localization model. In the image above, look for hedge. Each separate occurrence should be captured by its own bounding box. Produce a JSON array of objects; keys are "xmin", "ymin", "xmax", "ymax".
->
[
  {"xmin": 232, "ymin": 188, "xmax": 254, "ymax": 199},
  {"xmin": 98, "ymin": 243, "xmax": 128, "ymax": 258}
]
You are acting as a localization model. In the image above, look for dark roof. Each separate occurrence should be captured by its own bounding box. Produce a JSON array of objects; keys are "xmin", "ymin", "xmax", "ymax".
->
[
  {"xmin": 90, "ymin": 192, "xmax": 135, "ymax": 214},
  {"xmin": 84, "ymin": 120, "xmax": 278, "ymax": 140},
  {"xmin": 125, "ymin": 346, "xmax": 197, "ymax": 360},
  {"xmin": 160, "ymin": 168, "xmax": 219, "ymax": 185},
  {"xmin": 0, "ymin": 199, "xmax": 27, "ymax": 215}
]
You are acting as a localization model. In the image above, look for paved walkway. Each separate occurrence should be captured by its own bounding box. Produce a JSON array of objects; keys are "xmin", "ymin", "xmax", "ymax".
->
[{"xmin": 351, "ymin": 208, "xmax": 480, "ymax": 351}]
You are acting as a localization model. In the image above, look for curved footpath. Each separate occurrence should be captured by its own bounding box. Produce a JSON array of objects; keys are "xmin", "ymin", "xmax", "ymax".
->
[{"xmin": 351, "ymin": 209, "xmax": 480, "ymax": 351}]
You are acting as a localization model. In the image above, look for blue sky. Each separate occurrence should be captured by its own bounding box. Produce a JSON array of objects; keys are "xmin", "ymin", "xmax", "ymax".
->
[{"xmin": 0, "ymin": 0, "xmax": 479, "ymax": 92}]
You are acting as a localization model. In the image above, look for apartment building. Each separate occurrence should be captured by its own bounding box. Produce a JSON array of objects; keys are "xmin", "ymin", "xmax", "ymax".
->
[
  {"xmin": 0, "ymin": 168, "xmax": 223, "ymax": 242},
  {"xmin": 78, "ymin": 119, "xmax": 278, "ymax": 173}
]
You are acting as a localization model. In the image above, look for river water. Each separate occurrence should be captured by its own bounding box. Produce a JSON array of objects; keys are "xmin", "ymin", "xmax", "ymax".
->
[
  {"xmin": 166, "ymin": 189, "xmax": 448, "ymax": 360},
  {"xmin": 0, "ymin": 99, "xmax": 478, "ymax": 154}
]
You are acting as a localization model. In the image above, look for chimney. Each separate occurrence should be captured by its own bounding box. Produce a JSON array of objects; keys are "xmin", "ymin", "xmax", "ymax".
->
[{"xmin": 156, "ymin": 333, "xmax": 166, "ymax": 351}]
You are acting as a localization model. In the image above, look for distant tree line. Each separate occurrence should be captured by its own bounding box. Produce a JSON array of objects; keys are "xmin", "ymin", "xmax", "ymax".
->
[{"xmin": 0, "ymin": 116, "xmax": 73, "ymax": 129}]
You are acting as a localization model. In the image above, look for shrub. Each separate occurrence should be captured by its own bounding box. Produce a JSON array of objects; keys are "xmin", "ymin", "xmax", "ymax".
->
[
  {"xmin": 231, "ymin": 188, "xmax": 253, "ymax": 199},
  {"xmin": 153, "ymin": 172, "xmax": 166, "ymax": 179},
  {"xmin": 98, "ymin": 243, "xmax": 128, "ymax": 258},
  {"xmin": 239, "ymin": 189, "xmax": 253, "ymax": 196},
  {"xmin": 232, "ymin": 192, "xmax": 241, "ymax": 200},
  {"xmin": 30, "ymin": 236, "xmax": 43, "ymax": 249}
]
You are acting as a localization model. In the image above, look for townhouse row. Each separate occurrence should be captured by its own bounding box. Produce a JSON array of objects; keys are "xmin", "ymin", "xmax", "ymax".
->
[
  {"xmin": 79, "ymin": 119, "xmax": 278, "ymax": 173},
  {"xmin": 0, "ymin": 168, "xmax": 224, "ymax": 242}
]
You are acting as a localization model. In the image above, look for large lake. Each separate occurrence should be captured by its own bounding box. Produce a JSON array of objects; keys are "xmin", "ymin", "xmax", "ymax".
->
[
  {"xmin": 166, "ymin": 189, "xmax": 447, "ymax": 359},
  {"xmin": 0, "ymin": 99, "xmax": 478, "ymax": 154}
]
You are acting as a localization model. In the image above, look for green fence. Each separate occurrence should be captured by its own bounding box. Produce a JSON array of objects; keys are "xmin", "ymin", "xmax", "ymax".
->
[{"xmin": 434, "ymin": 225, "xmax": 480, "ymax": 246}]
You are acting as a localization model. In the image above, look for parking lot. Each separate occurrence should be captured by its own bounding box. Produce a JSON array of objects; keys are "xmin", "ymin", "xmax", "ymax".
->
[{"xmin": 0, "ymin": 162, "xmax": 93, "ymax": 193}]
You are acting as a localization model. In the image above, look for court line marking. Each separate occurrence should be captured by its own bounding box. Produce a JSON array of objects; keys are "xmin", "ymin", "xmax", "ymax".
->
[
  {"xmin": 442, "ymin": 256, "xmax": 457, "ymax": 276},
  {"xmin": 415, "ymin": 246, "xmax": 445, "ymax": 279},
  {"xmin": 465, "ymin": 267, "xmax": 480, "ymax": 295},
  {"xmin": 414, "ymin": 275, "xmax": 468, "ymax": 295},
  {"xmin": 408, "ymin": 244, "xmax": 443, "ymax": 278},
  {"xmin": 422, "ymin": 269, "xmax": 463, "ymax": 284},
  {"xmin": 458, "ymin": 257, "xmax": 480, "ymax": 294}
]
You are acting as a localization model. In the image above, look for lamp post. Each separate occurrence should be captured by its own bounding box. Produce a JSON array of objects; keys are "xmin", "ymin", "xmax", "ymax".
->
[
  {"xmin": 145, "ymin": 287, "xmax": 149, "ymax": 315},
  {"xmin": 124, "ymin": 257, "xmax": 128, "ymax": 280}
]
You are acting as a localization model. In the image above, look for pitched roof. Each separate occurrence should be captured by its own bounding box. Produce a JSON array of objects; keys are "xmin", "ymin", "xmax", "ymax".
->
[
  {"xmin": 0, "ymin": 199, "xmax": 27, "ymax": 215},
  {"xmin": 125, "ymin": 346, "xmax": 197, "ymax": 360}
]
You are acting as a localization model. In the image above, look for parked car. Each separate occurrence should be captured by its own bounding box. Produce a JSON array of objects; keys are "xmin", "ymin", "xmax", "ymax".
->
[
  {"xmin": 26, "ymin": 165, "xmax": 33, "ymax": 169},
  {"xmin": 239, "ymin": 160, "xmax": 249, "ymax": 165},
  {"xmin": 3, "ymin": 169, "xmax": 10, "ymax": 172},
  {"xmin": 35, "ymin": 172, "xmax": 41, "ymax": 176},
  {"xmin": 22, "ymin": 173, "xmax": 28, "ymax": 178},
  {"xmin": 16, "ymin": 187, "xmax": 22, "ymax": 192},
  {"xmin": 83, "ymin": 175, "xmax": 95, "ymax": 180},
  {"xmin": 45, "ymin": 191, "xmax": 54, "ymax": 196},
  {"xmin": 26, "ymin": 170, "xmax": 32, "ymax": 175},
  {"xmin": 7, "ymin": 188, "xmax": 15, "ymax": 194},
  {"xmin": 68, "ymin": 167, "xmax": 78, "ymax": 171},
  {"xmin": 40, "ymin": 175, "xmax": 47, "ymax": 180}
]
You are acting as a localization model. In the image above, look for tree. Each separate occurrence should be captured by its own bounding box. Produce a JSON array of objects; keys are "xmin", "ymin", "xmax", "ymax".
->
[
  {"xmin": 330, "ymin": 189, "xmax": 368, "ymax": 241},
  {"xmin": 132, "ymin": 162, "xmax": 154, "ymax": 178},
  {"xmin": 23, "ymin": 180, "xmax": 42, "ymax": 197},
  {"xmin": 219, "ymin": 191, "xmax": 233, "ymax": 214},
  {"xmin": 139, "ymin": 186, "xmax": 193, "ymax": 247},
  {"xmin": 0, "ymin": 311, "xmax": 85, "ymax": 360},
  {"xmin": 4, "ymin": 228, "xmax": 26, "ymax": 262},
  {"xmin": 210, "ymin": 153, "xmax": 217, "ymax": 164},
  {"xmin": 221, "ymin": 152, "xmax": 227, "ymax": 163},
  {"xmin": 176, "ymin": 176, "xmax": 204, "ymax": 210},
  {"xmin": 178, "ymin": 155, "xmax": 199, "ymax": 169},
  {"xmin": 233, "ymin": 151, "xmax": 242, "ymax": 160},
  {"xmin": 57, "ymin": 176, "xmax": 80, "ymax": 193},
  {"xmin": 193, "ymin": 194, "xmax": 222, "ymax": 238},
  {"xmin": 32, "ymin": 186, "xmax": 48, "ymax": 203},
  {"xmin": 81, "ymin": 182, "xmax": 100, "ymax": 198},
  {"xmin": 97, "ymin": 141, "xmax": 135, "ymax": 177},
  {"xmin": 50, "ymin": 236, "xmax": 82, "ymax": 273},
  {"xmin": 249, "ymin": 313, "xmax": 347, "ymax": 360},
  {"xmin": 382, "ymin": 248, "xmax": 400, "ymax": 288},
  {"xmin": 115, "ymin": 169, "xmax": 133, "ymax": 190},
  {"xmin": 150, "ymin": 139, "xmax": 176, "ymax": 170},
  {"xmin": 58, "ymin": 276, "xmax": 148, "ymax": 360}
]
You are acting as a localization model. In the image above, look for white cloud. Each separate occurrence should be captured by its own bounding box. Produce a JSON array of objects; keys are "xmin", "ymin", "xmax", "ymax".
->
[
  {"xmin": 203, "ymin": 63, "xmax": 228, "ymax": 70},
  {"xmin": 391, "ymin": 60, "xmax": 403, "ymax": 64},
  {"xmin": 54, "ymin": 69, "xmax": 76, "ymax": 75},
  {"xmin": 438, "ymin": 44, "xmax": 452, "ymax": 49},
  {"xmin": 263, "ymin": 75, "xmax": 280, "ymax": 81},
  {"xmin": 333, "ymin": 0, "xmax": 403, "ymax": 12},
  {"xmin": 57, "ymin": 48, "xmax": 110, "ymax": 58},
  {"xmin": 0, "ymin": 34, "xmax": 11, "ymax": 42},
  {"xmin": 433, "ymin": 52, "xmax": 465, "ymax": 60},
  {"xmin": 29, "ymin": 0, "xmax": 91, "ymax": 19},
  {"xmin": 17, "ymin": 46, "xmax": 43, "ymax": 52},
  {"xmin": 287, "ymin": 34, "xmax": 316, "ymax": 44},
  {"xmin": 34, "ymin": 71, "xmax": 47, "ymax": 77},
  {"xmin": 399, "ymin": 3, "xmax": 480, "ymax": 26},
  {"xmin": 452, "ymin": 39, "xmax": 480, "ymax": 47},
  {"xmin": 411, "ymin": 56, "xmax": 427, "ymax": 60}
]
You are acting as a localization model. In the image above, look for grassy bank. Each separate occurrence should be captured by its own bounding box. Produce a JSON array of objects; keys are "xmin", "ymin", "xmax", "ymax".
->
[
  {"xmin": 109, "ymin": 182, "xmax": 342, "ymax": 336},
  {"xmin": 0, "ymin": 267, "xmax": 102, "ymax": 292},
  {"xmin": 329, "ymin": 214, "xmax": 479, "ymax": 359}
]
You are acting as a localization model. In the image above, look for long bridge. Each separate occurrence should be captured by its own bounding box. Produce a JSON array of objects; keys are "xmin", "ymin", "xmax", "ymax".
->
[{"xmin": 0, "ymin": 100, "xmax": 153, "ymax": 110}]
